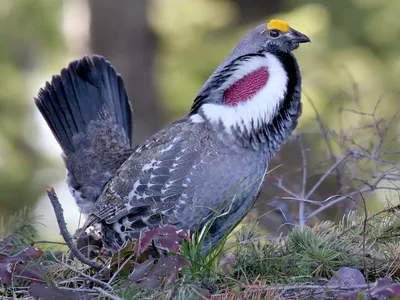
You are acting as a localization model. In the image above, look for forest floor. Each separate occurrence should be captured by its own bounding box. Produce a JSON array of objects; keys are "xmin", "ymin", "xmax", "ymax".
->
[{"xmin": 1, "ymin": 201, "xmax": 400, "ymax": 300}]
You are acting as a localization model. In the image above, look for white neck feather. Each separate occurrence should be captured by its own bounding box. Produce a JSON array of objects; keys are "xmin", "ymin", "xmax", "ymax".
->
[{"xmin": 190, "ymin": 53, "xmax": 288, "ymax": 136}]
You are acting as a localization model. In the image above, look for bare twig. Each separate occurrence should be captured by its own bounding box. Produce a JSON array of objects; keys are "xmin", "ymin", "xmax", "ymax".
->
[
  {"xmin": 305, "ymin": 94, "xmax": 342, "ymax": 187},
  {"xmin": 108, "ymin": 253, "xmax": 135, "ymax": 285},
  {"xmin": 360, "ymin": 193, "xmax": 369, "ymax": 287},
  {"xmin": 211, "ymin": 283, "xmax": 370, "ymax": 297},
  {"xmin": 57, "ymin": 286, "xmax": 98, "ymax": 294},
  {"xmin": 58, "ymin": 285, "xmax": 122, "ymax": 300},
  {"xmin": 31, "ymin": 240, "xmax": 67, "ymax": 246},
  {"xmin": 93, "ymin": 287, "xmax": 122, "ymax": 300},
  {"xmin": 45, "ymin": 186, "xmax": 103, "ymax": 271},
  {"xmin": 49, "ymin": 250, "xmax": 114, "ymax": 292},
  {"xmin": 275, "ymin": 283, "xmax": 369, "ymax": 292},
  {"xmin": 306, "ymin": 168, "xmax": 395, "ymax": 221},
  {"xmin": 273, "ymin": 177, "xmax": 301, "ymax": 200},
  {"xmin": 268, "ymin": 97, "xmax": 400, "ymax": 235},
  {"xmin": 304, "ymin": 155, "xmax": 348, "ymax": 200},
  {"xmin": 298, "ymin": 137, "xmax": 307, "ymax": 228}
]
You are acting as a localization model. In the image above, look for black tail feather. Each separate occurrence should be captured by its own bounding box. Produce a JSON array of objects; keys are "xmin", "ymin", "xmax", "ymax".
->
[{"xmin": 35, "ymin": 55, "xmax": 132, "ymax": 152}]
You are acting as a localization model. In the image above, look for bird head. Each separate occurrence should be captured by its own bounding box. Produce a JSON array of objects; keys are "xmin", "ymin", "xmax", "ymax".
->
[
  {"xmin": 189, "ymin": 19, "xmax": 310, "ymax": 150},
  {"xmin": 201, "ymin": 19, "xmax": 310, "ymax": 78},
  {"xmin": 263, "ymin": 19, "xmax": 311, "ymax": 52}
]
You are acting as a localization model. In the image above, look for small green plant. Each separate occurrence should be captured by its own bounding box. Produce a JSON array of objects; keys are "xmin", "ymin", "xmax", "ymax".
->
[{"xmin": 180, "ymin": 177, "xmax": 264, "ymax": 282}]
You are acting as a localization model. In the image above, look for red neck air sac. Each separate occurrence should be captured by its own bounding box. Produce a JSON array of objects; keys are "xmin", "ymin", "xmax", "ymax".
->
[{"xmin": 223, "ymin": 67, "xmax": 269, "ymax": 106}]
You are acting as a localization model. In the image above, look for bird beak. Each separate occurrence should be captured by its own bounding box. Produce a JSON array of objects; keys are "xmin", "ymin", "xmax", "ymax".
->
[{"xmin": 291, "ymin": 29, "xmax": 311, "ymax": 44}]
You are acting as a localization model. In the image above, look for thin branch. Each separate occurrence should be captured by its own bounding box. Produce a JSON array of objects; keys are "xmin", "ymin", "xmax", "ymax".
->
[
  {"xmin": 49, "ymin": 250, "xmax": 114, "ymax": 292},
  {"xmin": 305, "ymin": 95, "xmax": 335, "ymax": 167},
  {"xmin": 257, "ymin": 206, "xmax": 290, "ymax": 222},
  {"xmin": 299, "ymin": 138, "xmax": 308, "ymax": 199},
  {"xmin": 298, "ymin": 137, "xmax": 307, "ymax": 228},
  {"xmin": 360, "ymin": 193, "xmax": 369, "ymax": 288},
  {"xmin": 93, "ymin": 287, "xmax": 122, "ymax": 300},
  {"xmin": 273, "ymin": 177, "xmax": 301, "ymax": 200},
  {"xmin": 212, "ymin": 283, "xmax": 370, "ymax": 297},
  {"xmin": 57, "ymin": 286, "xmax": 99, "ymax": 294},
  {"xmin": 31, "ymin": 241, "xmax": 67, "ymax": 246},
  {"xmin": 305, "ymin": 167, "xmax": 394, "ymax": 221},
  {"xmin": 305, "ymin": 155, "xmax": 348, "ymax": 200},
  {"xmin": 305, "ymin": 194, "xmax": 355, "ymax": 221},
  {"xmin": 45, "ymin": 186, "xmax": 103, "ymax": 271},
  {"xmin": 108, "ymin": 253, "xmax": 135, "ymax": 285}
]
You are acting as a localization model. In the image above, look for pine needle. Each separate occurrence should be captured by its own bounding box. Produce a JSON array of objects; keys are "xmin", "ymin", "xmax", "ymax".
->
[{"xmin": 0, "ymin": 207, "xmax": 41, "ymax": 248}]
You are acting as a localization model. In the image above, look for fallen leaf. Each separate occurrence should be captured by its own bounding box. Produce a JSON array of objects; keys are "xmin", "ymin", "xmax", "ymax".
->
[
  {"xmin": 129, "ymin": 257, "xmax": 155, "ymax": 282},
  {"xmin": 146, "ymin": 256, "xmax": 189, "ymax": 278},
  {"xmin": 158, "ymin": 226, "xmax": 189, "ymax": 254},
  {"xmin": 0, "ymin": 262, "xmax": 13, "ymax": 285},
  {"xmin": 0, "ymin": 246, "xmax": 44, "ymax": 285},
  {"xmin": 370, "ymin": 277, "xmax": 400, "ymax": 297},
  {"xmin": 139, "ymin": 230, "xmax": 159, "ymax": 254},
  {"xmin": 14, "ymin": 263, "xmax": 45, "ymax": 283},
  {"xmin": 6, "ymin": 247, "xmax": 44, "ymax": 263}
]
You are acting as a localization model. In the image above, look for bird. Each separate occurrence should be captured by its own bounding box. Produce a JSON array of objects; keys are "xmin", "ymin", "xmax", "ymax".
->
[{"xmin": 34, "ymin": 19, "xmax": 310, "ymax": 253}]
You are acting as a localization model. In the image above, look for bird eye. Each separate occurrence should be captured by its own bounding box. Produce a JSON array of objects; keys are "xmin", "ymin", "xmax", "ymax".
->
[{"xmin": 269, "ymin": 30, "xmax": 280, "ymax": 38}]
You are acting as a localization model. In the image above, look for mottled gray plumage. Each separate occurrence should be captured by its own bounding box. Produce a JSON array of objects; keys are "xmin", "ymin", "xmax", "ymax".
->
[
  {"xmin": 35, "ymin": 20, "xmax": 310, "ymax": 252},
  {"xmin": 92, "ymin": 119, "xmax": 270, "ymax": 250},
  {"xmin": 35, "ymin": 56, "xmax": 133, "ymax": 213}
]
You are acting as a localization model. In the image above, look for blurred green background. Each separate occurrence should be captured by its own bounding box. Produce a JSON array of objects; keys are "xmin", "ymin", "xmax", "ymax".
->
[{"xmin": 0, "ymin": 0, "xmax": 399, "ymax": 240}]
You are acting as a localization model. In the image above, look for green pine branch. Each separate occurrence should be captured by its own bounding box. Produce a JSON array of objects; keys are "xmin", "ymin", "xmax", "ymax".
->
[{"xmin": 0, "ymin": 207, "xmax": 40, "ymax": 248}]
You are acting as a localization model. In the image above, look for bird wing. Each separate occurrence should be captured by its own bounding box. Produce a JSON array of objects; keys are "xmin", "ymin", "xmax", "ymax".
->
[
  {"xmin": 85, "ymin": 118, "xmax": 265, "ymax": 237},
  {"xmin": 84, "ymin": 119, "xmax": 203, "ymax": 227}
]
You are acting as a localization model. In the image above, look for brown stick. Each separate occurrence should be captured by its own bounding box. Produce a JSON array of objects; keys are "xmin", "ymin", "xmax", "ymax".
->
[{"xmin": 46, "ymin": 186, "xmax": 103, "ymax": 271}]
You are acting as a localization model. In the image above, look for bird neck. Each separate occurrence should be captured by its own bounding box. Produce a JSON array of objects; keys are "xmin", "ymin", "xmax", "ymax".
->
[{"xmin": 189, "ymin": 51, "xmax": 302, "ymax": 152}]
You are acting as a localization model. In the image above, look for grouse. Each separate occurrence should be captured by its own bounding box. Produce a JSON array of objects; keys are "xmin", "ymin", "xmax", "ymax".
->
[{"xmin": 35, "ymin": 19, "xmax": 310, "ymax": 252}]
